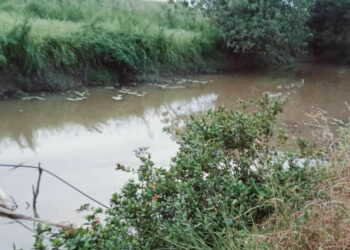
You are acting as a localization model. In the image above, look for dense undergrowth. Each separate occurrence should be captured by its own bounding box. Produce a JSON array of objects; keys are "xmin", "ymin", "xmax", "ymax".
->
[
  {"xmin": 0, "ymin": 0, "xmax": 222, "ymax": 94},
  {"xmin": 34, "ymin": 96, "xmax": 334, "ymax": 249},
  {"xmin": 244, "ymin": 120, "xmax": 350, "ymax": 249}
]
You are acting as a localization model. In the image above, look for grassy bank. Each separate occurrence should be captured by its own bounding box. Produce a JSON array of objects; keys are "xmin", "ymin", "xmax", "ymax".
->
[
  {"xmin": 242, "ymin": 125, "xmax": 350, "ymax": 249},
  {"xmin": 1, "ymin": 0, "xmax": 349, "ymax": 97},
  {"xmin": 0, "ymin": 0, "xmax": 222, "ymax": 96}
]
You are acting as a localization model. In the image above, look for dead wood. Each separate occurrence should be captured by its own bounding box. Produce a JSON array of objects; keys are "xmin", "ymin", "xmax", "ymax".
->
[{"xmin": 0, "ymin": 207, "xmax": 77, "ymax": 229}]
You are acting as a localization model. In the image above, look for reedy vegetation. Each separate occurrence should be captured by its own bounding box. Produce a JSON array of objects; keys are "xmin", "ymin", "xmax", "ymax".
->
[
  {"xmin": 0, "ymin": 0, "xmax": 220, "ymax": 81},
  {"xmin": 244, "ymin": 117, "xmax": 350, "ymax": 249}
]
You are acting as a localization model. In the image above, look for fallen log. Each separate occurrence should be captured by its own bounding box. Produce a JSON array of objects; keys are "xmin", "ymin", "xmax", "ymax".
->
[
  {"xmin": 0, "ymin": 207, "xmax": 77, "ymax": 229},
  {"xmin": 1, "ymin": 173, "xmax": 79, "ymax": 230}
]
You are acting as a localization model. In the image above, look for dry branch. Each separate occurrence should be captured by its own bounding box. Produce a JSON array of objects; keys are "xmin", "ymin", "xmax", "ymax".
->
[
  {"xmin": 0, "ymin": 207, "xmax": 77, "ymax": 229},
  {"xmin": 32, "ymin": 163, "xmax": 43, "ymax": 218},
  {"xmin": 0, "ymin": 164, "xmax": 108, "ymax": 209}
]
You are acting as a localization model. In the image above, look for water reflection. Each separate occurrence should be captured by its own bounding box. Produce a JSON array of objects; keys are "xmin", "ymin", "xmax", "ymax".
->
[
  {"xmin": 1, "ymin": 64, "xmax": 349, "ymax": 151},
  {"xmin": 0, "ymin": 63, "xmax": 349, "ymax": 248},
  {"xmin": 0, "ymin": 86, "xmax": 218, "ymax": 151}
]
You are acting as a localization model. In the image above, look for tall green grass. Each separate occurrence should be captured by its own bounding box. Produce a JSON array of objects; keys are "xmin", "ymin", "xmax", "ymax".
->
[{"xmin": 0, "ymin": 0, "xmax": 221, "ymax": 85}]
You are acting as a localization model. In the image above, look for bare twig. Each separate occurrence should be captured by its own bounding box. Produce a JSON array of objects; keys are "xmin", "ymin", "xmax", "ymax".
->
[
  {"xmin": 32, "ymin": 163, "xmax": 43, "ymax": 218},
  {"xmin": 0, "ymin": 163, "xmax": 108, "ymax": 209},
  {"xmin": 15, "ymin": 220, "xmax": 34, "ymax": 232},
  {"xmin": 9, "ymin": 196, "xmax": 18, "ymax": 210},
  {"xmin": 305, "ymin": 109, "xmax": 336, "ymax": 148}
]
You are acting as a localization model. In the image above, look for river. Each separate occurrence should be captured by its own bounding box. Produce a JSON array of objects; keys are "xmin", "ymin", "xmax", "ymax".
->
[{"xmin": 0, "ymin": 63, "xmax": 349, "ymax": 249}]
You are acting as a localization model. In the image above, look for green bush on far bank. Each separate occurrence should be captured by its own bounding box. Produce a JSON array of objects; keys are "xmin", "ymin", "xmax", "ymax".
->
[
  {"xmin": 181, "ymin": 0, "xmax": 350, "ymax": 65},
  {"xmin": 190, "ymin": 0, "xmax": 312, "ymax": 66},
  {"xmin": 309, "ymin": 0, "xmax": 350, "ymax": 63}
]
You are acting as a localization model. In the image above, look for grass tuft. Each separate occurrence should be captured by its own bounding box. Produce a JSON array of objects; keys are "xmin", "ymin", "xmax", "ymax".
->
[{"xmin": 0, "ymin": 0, "xmax": 222, "ymax": 90}]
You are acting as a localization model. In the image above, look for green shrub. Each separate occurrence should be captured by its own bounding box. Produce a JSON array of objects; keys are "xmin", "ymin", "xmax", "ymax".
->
[
  {"xmin": 309, "ymin": 0, "xmax": 350, "ymax": 63},
  {"xmin": 36, "ymin": 96, "xmax": 320, "ymax": 249},
  {"xmin": 192, "ymin": 0, "xmax": 312, "ymax": 66}
]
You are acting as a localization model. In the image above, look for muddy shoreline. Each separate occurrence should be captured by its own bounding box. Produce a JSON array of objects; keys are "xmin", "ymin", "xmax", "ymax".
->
[{"xmin": 0, "ymin": 65, "xmax": 228, "ymax": 99}]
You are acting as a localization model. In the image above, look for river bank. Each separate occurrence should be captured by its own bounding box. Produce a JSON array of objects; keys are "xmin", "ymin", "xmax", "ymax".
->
[
  {"xmin": 0, "ymin": 63, "xmax": 349, "ymax": 248},
  {"xmin": 1, "ymin": 0, "xmax": 349, "ymax": 100},
  {"xmin": 0, "ymin": 61, "xmax": 227, "ymax": 98},
  {"xmin": 0, "ymin": 0, "xmax": 224, "ymax": 98}
]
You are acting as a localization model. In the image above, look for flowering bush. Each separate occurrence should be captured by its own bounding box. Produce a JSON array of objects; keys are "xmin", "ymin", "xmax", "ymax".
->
[{"xmin": 36, "ymin": 96, "xmax": 319, "ymax": 249}]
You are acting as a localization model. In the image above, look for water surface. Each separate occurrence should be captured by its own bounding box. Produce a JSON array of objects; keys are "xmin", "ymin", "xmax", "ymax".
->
[{"xmin": 0, "ymin": 63, "xmax": 349, "ymax": 248}]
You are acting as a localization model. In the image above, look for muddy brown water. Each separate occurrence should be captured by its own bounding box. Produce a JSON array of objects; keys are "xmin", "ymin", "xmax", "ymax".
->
[{"xmin": 0, "ymin": 63, "xmax": 349, "ymax": 248}]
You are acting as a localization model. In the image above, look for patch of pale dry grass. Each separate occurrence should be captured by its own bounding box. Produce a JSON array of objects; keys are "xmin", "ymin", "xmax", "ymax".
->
[{"xmin": 248, "ymin": 109, "xmax": 350, "ymax": 250}]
